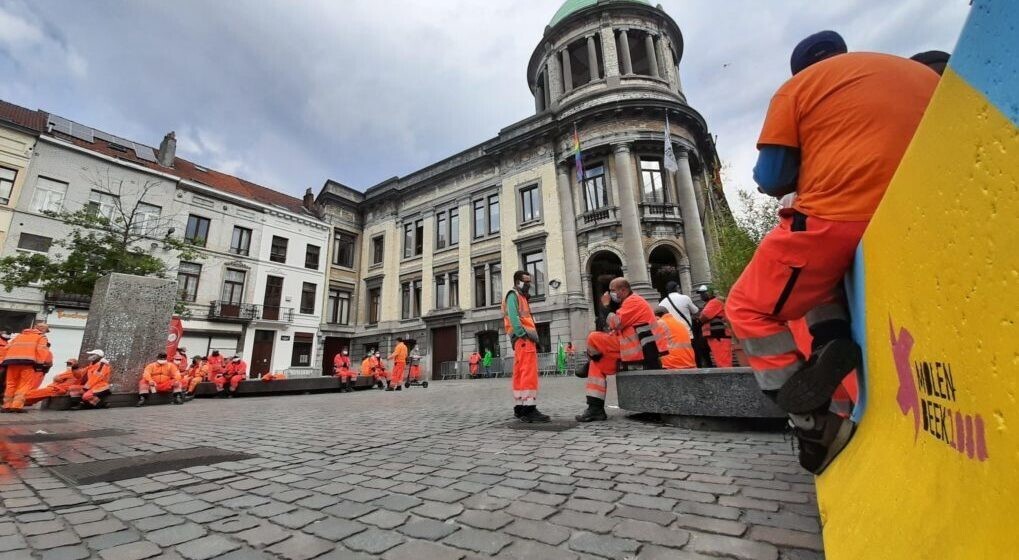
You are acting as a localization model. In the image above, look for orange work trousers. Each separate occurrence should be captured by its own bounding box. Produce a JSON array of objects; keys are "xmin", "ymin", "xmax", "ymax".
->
[
  {"xmin": 25, "ymin": 383, "xmax": 81, "ymax": 406},
  {"xmin": 707, "ymin": 338, "xmax": 733, "ymax": 368},
  {"xmin": 585, "ymin": 332, "xmax": 620, "ymax": 399},
  {"xmin": 3, "ymin": 365, "xmax": 43, "ymax": 410},
  {"xmin": 727, "ymin": 210, "xmax": 866, "ymax": 391},
  {"xmin": 390, "ymin": 362, "xmax": 406, "ymax": 386},
  {"xmin": 335, "ymin": 368, "xmax": 357, "ymax": 381},
  {"xmin": 409, "ymin": 365, "xmax": 421, "ymax": 382},
  {"xmin": 511, "ymin": 338, "xmax": 538, "ymax": 405},
  {"xmin": 139, "ymin": 377, "xmax": 181, "ymax": 393},
  {"xmin": 228, "ymin": 374, "xmax": 245, "ymax": 392}
]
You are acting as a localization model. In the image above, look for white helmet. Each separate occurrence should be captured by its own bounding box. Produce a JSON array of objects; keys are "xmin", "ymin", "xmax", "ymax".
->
[{"xmin": 86, "ymin": 349, "xmax": 105, "ymax": 358}]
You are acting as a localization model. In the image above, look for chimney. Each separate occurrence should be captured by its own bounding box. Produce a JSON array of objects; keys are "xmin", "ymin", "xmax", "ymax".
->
[
  {"xmin": 157, "ymin": 131, "xmax": 176, "ymax": 167},
  {"xmin": 303, "ymin": 188, "xmax": 315, "ymax": 209}
]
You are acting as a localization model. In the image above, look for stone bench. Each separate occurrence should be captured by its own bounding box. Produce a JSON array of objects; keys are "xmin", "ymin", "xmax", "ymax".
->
[
  {"xmin": 193, "ymin": 376, "xmax": 377, "ymax": 397},
  {"xmin": 615, "ymin": 367, "xmax": 786, "ymax": 429}
]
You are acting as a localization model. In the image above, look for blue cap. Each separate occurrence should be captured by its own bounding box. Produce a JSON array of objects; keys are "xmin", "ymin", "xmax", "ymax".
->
[{"xmin": 790, "ymin": 30, "xmax": 847, "ymax": 75}]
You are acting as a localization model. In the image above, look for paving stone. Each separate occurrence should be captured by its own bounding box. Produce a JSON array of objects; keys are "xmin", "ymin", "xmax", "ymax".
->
[
  {"xmin": 343, "ymin": 488, "xmax": 388, "ymax": 503},
  {"xmin": 417, "ymin": 488, "xmax": 469, "ymax": 503},
  {"xmin": 685, "ymin": 531, "xmax": 780, "ymax": 560},
  {"xmin": 460, "ymin": 494, "xmax": 509, "ymax": 512},
  {"xmin": 234, "ymin": 523, "xmax": 291, "ymax": 547},
  {"xmin": 614, "ymin": 519, "xmax": 690, "ymax": 548},
  {"xmin": 504, "ymin": 501, "xmax": 556, "ymax": 520},
  {"xmin": 741, "ymin": 487, "xmax": 810, "ymax": 504},
  {"xmin": 748, "ymin": 526, "xmax": 824, "ymax": 551},
  {"xmin": 266, "ymin": 532, "xmax": 335, "ymax": 560},
  {"xmin": 442, "ymin": 527, "xmax": 512, "ymax": 555},
  {"xmin": 73, "ymin": 518, "xmax": 127, "ymax": 538},
  {"xmin": 98, "ymin": 540, "xmax": 162, "ymax": 560},
  {"xmin": 206, "ymin": 547, "xmax": 274, "ymax": 560},
  {"xmin": 742, "ymin": 510, "xmax": 820, "ymax": 533},
  {"xmin": 28, "ymin": 531, "xmax": 80, "ymax": 550},
  {"xmin": 674, "ymin": 513, "xmax": 748, "ymax": 537},
  {"xmin": 208, "ymin": 515, "xmax": 260, "ymax": 533},
  {"xmin": 718, "ymin": 496, "xmax": 780, "ymax": 512},
  {"xmin": 567, "ymin": 531, "xmax": 640, "ymax": 558},
  {"xmin": 132, "ymin": 515, "xmax": 185, "ymax": 532},
  {"xmin": 503, "ymin": 518, "xmax": 570, "ymax": 546},
  {"xmin": 343, "ymin": 529, "xmax": 405, "ymax": 555},
  {"xmin": 619, "ymin": 493, "xmax": 678, "ymax": 512},
  {"xmin": 382, "ymin": 540, "xmax": 466, "ymax": 560},
  {"xmin": 519, "ymin": 491, "xmax": 567, "ymax": 506},
  {"xmin": 248, "ymin": 500, "xmax": 297, "ymax": 518},
  {"xmin": 101, "ymin": 498, "xmax": 147, "ymax": 512},
  {"xmin": 40, "ymin": 545, "xmax": 91, "ymax": 560},
  {"xmin": 563, "ymin": 497, "xmax": 615, "ymax": 515},
  {"xmin": 0, "ymin": 534, "xmax": 26, "ymax": 552},
  {"xmin": 20, "ymin": 520, "xmax": 67, "ymax": 536},
  {"xmin": 496, "ymin": 540, "xmax": 579, "ymax": 560},
  {"xmin": 62, "ymin": 509, "xmax": 107, "ymax": 525},
  {"xmin": 305, "ymin": 517, "xmax": 366, "ymax": 540},
  {"xmin": 185, "ymin": 507, "xmax": 235, "ymax": 524},
  {"xmin": 86, "ymin": 530, "xmax": 140, "ymax": 550},
  {"xmin": 549, "ymin": 510, "xmax": 618, "ymax": 533},
  {"xmin": 636, "ymin": 545, "xmax": 716, "ymax": 559},
  {"xmin": 174, "ymin": 534, "xmax": 241, "ymax": 560},
  {"xmin": 373, "ymin": 494, "xmax": 423, "ymax": 512},
  {"xmin": 676, "ymin": 501, "xmax": 743, "ymax": 521},
  {"xmin": 324, "ymin": 501, "xmax": 376, "ymax": 519},
  {"xmin": 219, "ymin": 495, "xmax": 270, "ymax": 509},
  {"xmin": 411, "ymin": 501, "xmax": 464, "ymax": 521},
  {"xmin": 164, "ymin": 501, "xmax": 212, "ymax": 516},
  {"xmin": 398, "ymin": 519, "xmax": 460, "ymax": 541},
  {"xmin": 147, "ymin": 523, "xmax": 206, "ymax": 547},
  {"xmin": 270, "ymin": 508, "xmax": 326, "ymax": 530},
  {"xmin": 610, "ymin": 504, "xmax": 676, "ymax": 526}
]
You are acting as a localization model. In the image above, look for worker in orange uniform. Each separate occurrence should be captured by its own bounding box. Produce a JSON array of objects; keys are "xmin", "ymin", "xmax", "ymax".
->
[
  {"xmin": 171, "ymin": 347, "xmax": 188, "ymax": 371},
  {"xmin": 224, "ymin": 356, "xmax": 248, "ymax": 397},
  {"xmin": 0, "ymin": 331, "xmax": 9, "ymax": 392},
  {"xmin": 387, "ymin": 337, "xmax": 408, "ymax": 391},
  {"xmin": 1, "ymin": 321, "xmax": 53, "ymax": 413},
  {"xmin": 333, "ymin": 349, "xmax": 355, "ymax": 392},
  {"xmin": 369, "ymin": 350, "xmax": 387, "ymax": 389},
  {"xmin": 137, "ymin": 352, "xmax": 184, "ymax": 406},
  {"xmin": 726, "ymin": 31, "xmax": 938, "ymax": 474},
  {"xmin": 75, "ymin": 349, "xmax": 113, "ymax": 409},
  {"xmin": 574, "ymin": 278, "xmax": 666, "ymax": 422},
  {"xmin": 468, "ymin": 351, "xmax": 481, "ymax": 378},
  {"xmin": 654, "ymin": 306, "xmax": 696, "ymax": 370},
  {"xmin": 261, "ymin": 372, "xmax": 286, "ymax": 382},
  {"xmin": 502, "ymin": 271, "xmax": 550, "ymax": 423},
  {"xmin": 696, "ymin": 286, "xmax": 733, "ymax": 368},
  {"xmin": 25, "ymin": 358, "xmax": 85, "ymax": 407},
  {"xmin": 407, "ymin": 348, "xmax": 423, "ymax": 385},
  {"xmin": 207, "ymin": 350, "xmax": 225, "ymax": 376},
  {"xmin": 181, "ymin": 356, "xmax": 207, "ymax": 398}
]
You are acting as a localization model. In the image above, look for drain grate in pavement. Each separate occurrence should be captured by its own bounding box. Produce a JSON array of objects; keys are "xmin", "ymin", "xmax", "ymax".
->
[
  {"xmin": 504, "ymin": 420, "xmax": 578, "ymax": 432},
  {"xmin": 49, "ymin": 446, "xmax": 257, "ymax": 485},
  {"xmin": 0, "ymin": 418, "xmax": 71, "ymax": 426},
  {"xmin": 5, "ymin": 428, "xmax": 131, "ymax": 443}
]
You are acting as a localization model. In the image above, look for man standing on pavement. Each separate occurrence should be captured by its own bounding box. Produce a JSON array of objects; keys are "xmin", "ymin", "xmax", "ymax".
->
[
  {"xmin": 1, "ymin": 321, "xmax": 52, "ymax": 413},
  {"xmin": 482, "ymin": 348, "xmax": 493, "ymax": 378},
  {"xmin": 502, "ymin": 271, "xmax": 550, "ymax": 423},
  {"xmin": 468, "ymin": 350, "xmax": 481, "ymax": 378},
  {"xmin": 659, "ymin": 281, "xmax": 709, "ymax": 367},
  {"xmin": 388, "ymin": 337, "xmax": 408, "ymax": 391},
  {"xmin": 697, "ymin": 286, "xmax": 733, "ymax": 368},
  {"xmin": 726, "ymin": 30, "xmax": 938, "ymax": 473},
  {"xmin": 654, "ymin": 306, "xmax": 696, "ymax": 370},
  {"xmin": 574, "ymin": 278, "xmax": 665, "ymax": 422}
]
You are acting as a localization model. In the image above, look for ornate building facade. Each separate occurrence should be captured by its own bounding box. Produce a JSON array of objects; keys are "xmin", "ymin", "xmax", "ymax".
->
[{"xmin": 314, "ymin": 0, "xmax": 730, "ymax": 374}]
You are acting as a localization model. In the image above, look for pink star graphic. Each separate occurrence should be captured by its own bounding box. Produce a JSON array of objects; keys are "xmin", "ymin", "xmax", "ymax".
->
[{"xmin": 890, "ymin": 317, "xmax": 921, "ymax": 440}]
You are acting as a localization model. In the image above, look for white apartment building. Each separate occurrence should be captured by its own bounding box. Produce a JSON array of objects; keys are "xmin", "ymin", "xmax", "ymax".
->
[{"xmin": 0, "ymin": 112, "xmax": 330, "ymax": 379}]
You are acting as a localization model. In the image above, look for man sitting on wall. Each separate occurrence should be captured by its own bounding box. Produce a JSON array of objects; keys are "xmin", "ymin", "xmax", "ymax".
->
[
  {"xmin": 181, "ymin": 356, "xmax": 207, "ymax": 398},
  {"xmin": 574, "ymin": 278, "xmax": 667, "ymax": 423},
  {"xmin": 25, "ymin": 358, "xmax": 85, "ymax": 407},
  {"xmin": 224, "ymin": 355, "xmax": 248, "ymax": 397},
  {"xmin": 73, "ymin": 349, "xmax": 112, "ymax": 409},
  {"xmin": 334, "ymin": 349, "xmax": 356, "ymax": 392},
  {"xmin": 137, "ymin": 352, "xmax": 184, "ymax": 406}
]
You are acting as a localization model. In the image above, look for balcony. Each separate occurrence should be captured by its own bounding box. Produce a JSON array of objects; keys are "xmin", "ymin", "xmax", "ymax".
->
[
  {"xmin": 256, "ymin": 305, "xmax": 294, "ymax": 322},
  {"xmin": 208, "ymin": 301, "xmax": 258, "ymax": 322},
  {"xmin": 44, "ymin": 292, "xmax": 92, "ymax": 310},
  {"xmin": 640, "ymin": 202, "xmax": 683, "ymax": 224},
  {"xmin": 576, "ymin": 206, "xmax": 620, "ymax": 234}
]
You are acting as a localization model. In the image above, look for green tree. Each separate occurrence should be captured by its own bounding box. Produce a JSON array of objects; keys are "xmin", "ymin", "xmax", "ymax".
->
[
  {"xmin": 710, "ymin": 190, "xmax": 780, "ymax": 294},
  {"xmin": 0, "ymin": 168, "xmax": 201, "ymax": 302}
]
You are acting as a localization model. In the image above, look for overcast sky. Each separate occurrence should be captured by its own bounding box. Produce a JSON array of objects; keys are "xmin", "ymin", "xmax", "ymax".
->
[{"xmin": 0, "ymin": 0, "xmax": 970, "ymax": 205}]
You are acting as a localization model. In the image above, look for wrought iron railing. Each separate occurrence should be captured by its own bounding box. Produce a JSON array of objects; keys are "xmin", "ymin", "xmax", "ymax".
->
[{"xmin": 208, "ymin": 301, "xmax": 258, "ymax": 321}]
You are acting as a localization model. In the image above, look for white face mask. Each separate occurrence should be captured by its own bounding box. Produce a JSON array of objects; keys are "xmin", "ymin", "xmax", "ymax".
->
[
  {"xmin": 157, "ymin": 359, "xmax": 167, "ymax": 365},
  {"xmin": 610, "ymin": 292, "xmax": 621, "ymax": 303}
]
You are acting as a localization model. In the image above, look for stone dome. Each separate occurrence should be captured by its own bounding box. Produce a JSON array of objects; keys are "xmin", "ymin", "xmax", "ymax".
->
[{"xmin": 549, "ymin": 0, "xmax": 652, "ymax": 28}]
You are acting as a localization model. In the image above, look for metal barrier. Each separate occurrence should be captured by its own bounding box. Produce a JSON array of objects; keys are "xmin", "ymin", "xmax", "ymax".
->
[{"xmin": 438, "ymin": 353, "xmax": 577, "ymax": 380}]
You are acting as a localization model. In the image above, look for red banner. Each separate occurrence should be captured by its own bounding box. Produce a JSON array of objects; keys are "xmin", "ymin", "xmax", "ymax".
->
[{"xmin": 166, "ymin": 315, "xmax": 183, "ymax": 358}]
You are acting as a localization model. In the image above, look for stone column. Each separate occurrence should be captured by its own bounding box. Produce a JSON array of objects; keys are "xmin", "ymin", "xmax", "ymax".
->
[
  {"xmin": 660, "ymin": 37, "xmax": 678, "ymax": 90},
  {"xmin": 556, "ymin": 164, "xmax": 585, "ymax": 304},
  {"xmin": 534, "ymin": 84, "xmax": 545, "ymax": 112},
  {"xmin": 420, "ymin": 211, "xmax": 435, "ymax": 313},
  {"xmin": 612, "ymin": 144, "xmax": 653, "ymax": 297},
  {"xmin": 618, "ymin": 30, "xmax": 633, "ymax": 75},
  {"xmin": 675, "ymin": 150, "xmax": 712, "ymax": 287},
  {"xmin": 586, "ymin": 36, "xmax": 599, "ymax": 81},
  {"xmin": 645, "ymin": 34, "xmax": 660, "ymax": 78},
  {"xmin": 600, "ymin": 27, "xmax": 620, "ymax": 78},
  {"xmin": 679, "ymin": 257, "xmax": 693, "ymax": 296},
  {"xmin": 457, "ymin": 198, "xmax": 472, "ymax": 307},
  {"xmin": 548, "ymin": 53, "xmax": 564, "ymax": 105},
  {"xmin": 561, "ymin": 49, "xmax": 573, "ymax": 92}
]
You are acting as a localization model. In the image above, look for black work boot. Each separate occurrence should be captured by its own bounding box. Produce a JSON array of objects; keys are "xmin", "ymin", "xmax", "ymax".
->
[
  {"xmin": 513, "ymin": 405, "xmax": 523, "ymax": 418},
  {"xmin": 521, "ymin": 406, "xmax": 550, "ymax": 423},
  {"xmin": 789, "ymin": 408, "xmax": 856, "ymax": 474},
  {"xmin": 68, "ymin": 397, "xmax": 83, "ymax": 411},
  {"xmin": 575, "ymin": 396, "xmax": 608, "ymax": 422},
  {"xmin": 173, "ymin": 392, "xmax": 184, "ymax": 405},
  {"xmin": 136, "ymin": 394, "xmax": 147, "ymax": 407},
  {"xmin": 575, "ymin": 361, "xmax": 589, "ymax": 379},
  {"xmin": 777, "ymin": 338, "xmax": 861, "ymax": 414}
]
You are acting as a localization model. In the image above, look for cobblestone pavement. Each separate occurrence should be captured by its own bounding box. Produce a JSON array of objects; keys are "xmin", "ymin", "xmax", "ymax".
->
[{"xmin": 0, "ymin": 377, "xmax": 823, "ymax": 559}]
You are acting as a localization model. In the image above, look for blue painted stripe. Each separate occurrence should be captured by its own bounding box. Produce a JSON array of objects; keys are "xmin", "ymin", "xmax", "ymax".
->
[
  {"xmin": 949, "ymin": 0, "xmax": 1019, "ymax": 126},
  {"xmin": 846, "ymin": 244, "xmax": 868, "ymax": 423}
]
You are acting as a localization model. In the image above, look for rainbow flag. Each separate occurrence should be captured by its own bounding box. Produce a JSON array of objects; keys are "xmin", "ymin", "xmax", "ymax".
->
[{"xmin": 573, "ymin": 124, "xmax": 584, "ymax": 183}]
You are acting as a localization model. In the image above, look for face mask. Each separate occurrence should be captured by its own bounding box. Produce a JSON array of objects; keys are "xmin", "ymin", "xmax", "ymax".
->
[
  {"xmin": 517, "ymin": 282, "xmax": 531, "ymax": 295},
  {"xmin": 157, "ymin": 359, "xmax": 167, "ymax": 365},
  {"xmin": 610, "ymin": 292, "xmax": 621, "ymax": 303}
]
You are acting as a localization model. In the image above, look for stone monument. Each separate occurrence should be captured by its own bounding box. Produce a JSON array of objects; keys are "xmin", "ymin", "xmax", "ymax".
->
[{"xmin": 78, "ymin": 273, "xmax": 176, "ymax": 393}]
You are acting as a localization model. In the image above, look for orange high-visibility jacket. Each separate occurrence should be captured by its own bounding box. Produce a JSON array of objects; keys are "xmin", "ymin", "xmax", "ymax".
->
[
  {"xmin": 85, "ymin": 361, "xmax": 112, "ymax": 393},
  {"xmin": 700, "ymin": 297, "xmax": 731, "ymax": 338},
  {"xmin": 225, "ymin": 360, "xmax": 248, "ymax": 377},
  {"xmin": 333, "ymin": 354, "xmax": 351, "ymax": 371},
  {"xmin": 502, "ymin": 290, "xmax": 537, "ymax": 341},
  {"xmin": 658, "ymin": 315, "xmax": 696, "ymax": 369},
  {"xmin": 143, "ymin": 362, "xmax": 181, "ymax": 384},
  {"xmin": 1, "ymin": 329, "xmax": 52, "ymax": 368},
  {"xmin": 360, "ymin": 357, "xmax": 373, "ymax": 376},
  {"xmin": 390, "ymin": 342, "xmax": 408, "ymax": 364},
  {"xmin": 607, "ymin": 295, "xmax": 667, "ymax": 362},
  {"xmin": 51, "ymin": 367, "xmax": 84, "ymax": 387},
  {"xmin": 0, "ymin": 338, "xmax": 8, "ymax": 362},
  {"xmin": 207, "ymin": 355, "xmax": 225, "ymax": 374}
]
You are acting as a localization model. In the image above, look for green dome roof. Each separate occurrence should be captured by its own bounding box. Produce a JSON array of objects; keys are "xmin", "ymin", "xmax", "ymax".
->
[{"xmin": 549, "ymin": 0, "xmax": 652, "ymax": 27}]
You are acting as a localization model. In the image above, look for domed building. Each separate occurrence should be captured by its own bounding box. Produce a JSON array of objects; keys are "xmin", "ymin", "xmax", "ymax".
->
[{"xmin": 314, "ymin": 0, "xmax": 730, "ymax": 374}]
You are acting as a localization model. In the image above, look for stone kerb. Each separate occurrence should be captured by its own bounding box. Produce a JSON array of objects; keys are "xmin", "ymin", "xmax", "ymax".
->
[
  {"xmin": 615, "ymin": 367, "xmax": 785, "ymax": 419},
  {"xmin": 78, "ymin": 273, "xmax": 176, "ymax": 393}
]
